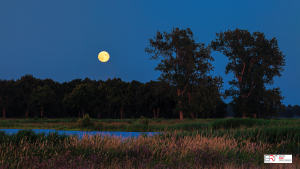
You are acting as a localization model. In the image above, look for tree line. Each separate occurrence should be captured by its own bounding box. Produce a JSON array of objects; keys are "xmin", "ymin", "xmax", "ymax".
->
[
  {"xmin": 0, "ymin": 75, "xmax": 227, "ymax": 119},
  {"xmin": 0, "ymin": 28, "xmax": 297, "ymax": 120}
]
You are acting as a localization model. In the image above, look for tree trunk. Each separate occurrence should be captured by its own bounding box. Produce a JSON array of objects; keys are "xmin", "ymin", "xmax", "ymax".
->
[
  {"xmin": 82, "ymin": 109, "xmax": 85, "ymax": 118},
  {"xmin": 2, "ymin": 108, "xmax": 6, "ymax": 119},
  {"xmin": 242, "ymin": 99, "xmax": 247, "ymax": 118},
  {"xmin": 97, "ymin": 111, "xmax": 104, "ymax": 119},
  {"xmin": 120, "ymin": 107, "xmax": 123, "ymax": 119},
  {"xmin": 41, "ymin": 105, "xmax": 43, "ymax": 117},
  {"xmin": 177, "ymin": 88, "xmax": 183, "ymax": 120},
  {"xmin": 157, "ymin": 107, "xmax": 160, "ymax": 118},
  {"xmin": 190, "ymin": 112, "xmax": 195, "ymax": 119},
  {"xmin": 25, "ymin": 110, "xmax": 28, "ymax": 119},
  {"xmin": 188, "ymin": 91, "xmax": 194, "ymax": 119},
  {"xmin": 153, "ymin": 108, "xmax": 156, "ymax": 118}
]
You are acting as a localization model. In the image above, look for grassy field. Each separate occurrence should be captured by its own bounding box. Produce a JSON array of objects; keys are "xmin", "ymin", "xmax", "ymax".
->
[{"xmin": 0, "ymin": 117, "xmax": 299, "ymax": 168}]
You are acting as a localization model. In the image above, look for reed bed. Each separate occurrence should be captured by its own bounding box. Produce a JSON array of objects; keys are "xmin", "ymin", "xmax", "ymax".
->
[
  {"xmin": 1, "ymin": 118, "xmax": 299, "ymax": 131},
  {"xmin": 0, "ymin": 118, "xmax": 299, "ymax": 168},
  {"xmin": 0, "ymin": 129, "xmax": 299, "ymax": 169},
  {"xmin": 2, "ymin": 120, "xmax": 300, "ymax": 155}
]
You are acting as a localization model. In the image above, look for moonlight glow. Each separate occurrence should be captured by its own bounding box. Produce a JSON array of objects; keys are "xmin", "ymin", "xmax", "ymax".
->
[{"xmin": 98, "ymin": 51, "xmax": 110, "ymax": 62}]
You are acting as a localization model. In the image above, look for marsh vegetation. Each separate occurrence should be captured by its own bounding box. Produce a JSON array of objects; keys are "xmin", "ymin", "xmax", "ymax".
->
[{"xmin": 0, "ymin": 116, "xmax": 299, "ymax": 168}]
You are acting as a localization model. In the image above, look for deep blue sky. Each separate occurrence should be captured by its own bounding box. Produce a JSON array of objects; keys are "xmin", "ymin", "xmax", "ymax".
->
[{"xmin": 1, "ymin": 1, "xmax": 299, "ymax": 106}]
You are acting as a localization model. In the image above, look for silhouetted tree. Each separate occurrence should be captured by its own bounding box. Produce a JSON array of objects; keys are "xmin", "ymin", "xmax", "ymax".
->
[
  {"xmin": 82, "ymin": 77, "xmax": 96, "ymax": 85},
  {"xmin": 104, "ymin": 78, "xmax": 122, "ymax": 89},
  {"xmin": 107, "ymin": 81, "xmax": 132, "ymax": 119},
  {"xmin": 229, "ymin": 81, "xmax": 285, "ymax": 118},
  {"xmin": 68, "ymin": 79, "xmax": 83, "ymax": 92},
  {"xmin": 211, "ymin": 28, "xmax": 286, "ymax": 118},
  {"xmin": 145, "ymin": 27, "xmax": 215, "ymax": 120},
  {"xmin": 0, "ymin": 79, "xmax": 15, "ymax": 119},
  {"xmin": 63, "ymin": 83, "xmax": 97, "ymax": 118},
  {"xmin": 15, "ymin": 74, "xmax": 40, "ymax": 118},
  {"xmin": 255, "ymin": 88, "xmax": 285, "ymax": 118},
  {"xmin": 29, "ymin": 85, "xmax": 56, "ymax": 117},
  {"xmin": 208, "ymin": 99, "xmax": 228, "ymax": 118},
  {"xmin": 90, "ymin": 83, "xmax": 109, "ymax": 119},
  {"xmin": 277, "ymin": 104, "xmax": 287, "ymax": 118},
  {"xmin": 128, "ymin": 80, "xmax": 143, "ymax": 118},
  {"xmin": 41, "ymin": 78, "xmax": 62, "ymax": 118},
  {"xmin": 285, "ymin": 104, "xmax": 293, "ymax": 118},
  {"xmin": 178, "ymin": 75, "xmax": 226, "ymax": 119},
  {"xmin": 2, "ymin": 73, "xmax": 296, "ymax": 120},
  {"xmin": 137, "ymin": 80, "xmax": 172, "ymax": 118},
  {"xmin": 291, "ymin": 105, "xmax": 300, "ymax": 118}
]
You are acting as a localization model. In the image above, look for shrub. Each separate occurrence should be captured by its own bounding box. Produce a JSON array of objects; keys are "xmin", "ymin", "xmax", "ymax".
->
[
  {"xmin": 77, "ymin": 114, "xmax": 94, "ymax": 128},
  {"xmin": 94, "ymin": 122, "xmax": 104, "ymax": 131},
  {"xmin": 34, "ymin": 116, "xmax": 39, "ymax": 121},
  {"xmin": 185, "ymin": 117, "xmax": 194, "ymax": 122},
  {"xmin": 140, "ymin": 116, "xmax": 149, "ymax": 125},
  {"xmin": 41, "ymin": 116, "xmax": 48, "ymax": 120},
  {"xmin": 71, "ymin": 117, "xmax": 77, "ymax": 122},
  {"xmin": 120, "ymin": 124, "xmax": 126, "ymax": 129},
  {"xmin": 127, "ymin": 119, "xmax": 134, "ymax": 124},
  {"xmin": 169, "ymin": 120, "xmax": 175, "ymax": 123}
]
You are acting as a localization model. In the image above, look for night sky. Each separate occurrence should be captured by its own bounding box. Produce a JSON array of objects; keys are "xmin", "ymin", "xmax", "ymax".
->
[{"xmin": 1, "ymin": 1, "xmax": 299, "ymax": 106}]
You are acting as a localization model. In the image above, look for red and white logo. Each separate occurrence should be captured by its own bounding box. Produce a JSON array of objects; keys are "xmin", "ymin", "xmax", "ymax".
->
[
  {"xmin": 270, "ymin": 155, "xmax": 275, "ymax": 162},
  {"xmin": 264, "ymin": 154, "xmax": 292, "ymax": 163}
]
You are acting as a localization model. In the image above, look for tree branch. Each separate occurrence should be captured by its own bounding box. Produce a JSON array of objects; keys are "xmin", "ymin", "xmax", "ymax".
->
[{"xmin": 182, "ymin": 80, "xmax": 190, "ymax": 94}]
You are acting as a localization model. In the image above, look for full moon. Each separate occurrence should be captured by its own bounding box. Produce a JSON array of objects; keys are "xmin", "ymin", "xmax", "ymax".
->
[{"xmin": 98, "ymin": 51, "xmax": 110, "ymax": 62}]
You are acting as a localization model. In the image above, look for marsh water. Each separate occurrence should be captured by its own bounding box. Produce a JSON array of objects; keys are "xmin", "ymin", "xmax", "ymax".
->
[{"xmin": 0, "ymin": 129, "xmax": 163, "ymax": 140}]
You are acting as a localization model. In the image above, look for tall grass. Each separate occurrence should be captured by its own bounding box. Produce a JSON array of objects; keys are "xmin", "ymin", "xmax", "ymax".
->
[
  {"xmin": 0, "ymin": 129, "xmax": 299, "ymax": 168},
  {"xmin": 0, "ymin": 118, "xmax": 299, "ymax": 168}
]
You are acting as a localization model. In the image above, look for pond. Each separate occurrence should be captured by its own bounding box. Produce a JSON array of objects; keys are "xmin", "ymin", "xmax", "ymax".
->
[{"xmin": 0, "ymin": 129, "xmax": 164, "ymax": 141}]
